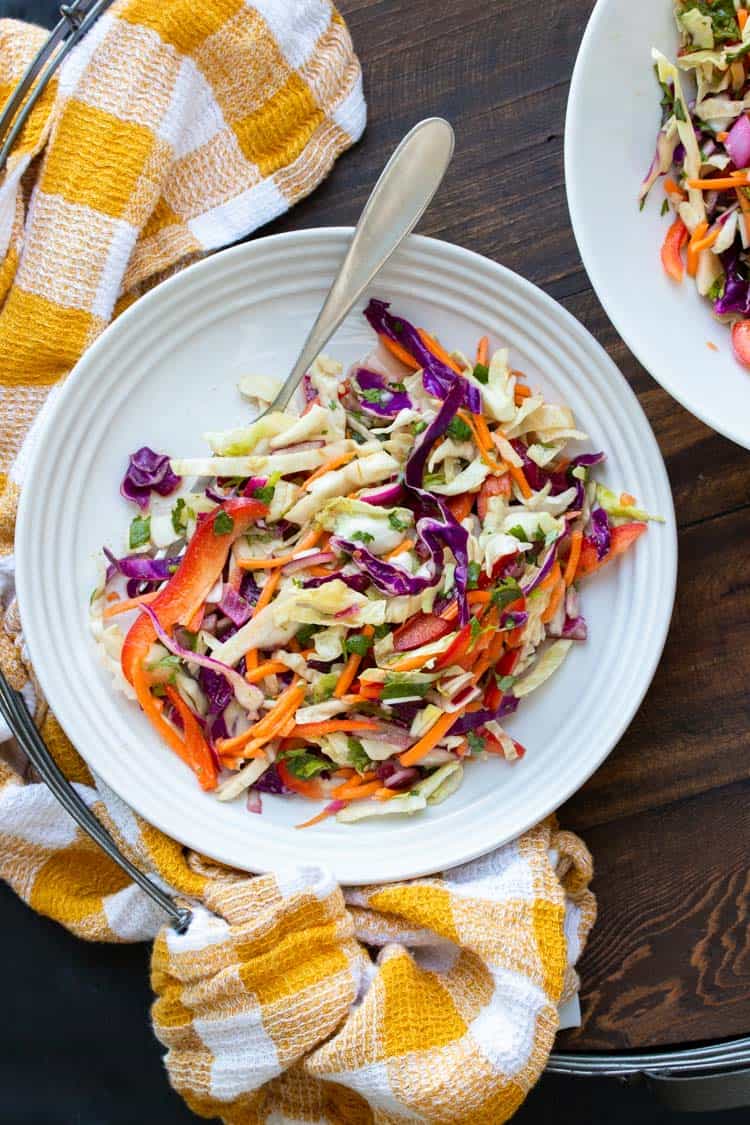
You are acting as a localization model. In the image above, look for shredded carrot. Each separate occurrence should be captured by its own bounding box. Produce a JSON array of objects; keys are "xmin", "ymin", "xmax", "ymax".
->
[
  {"xmin": 620, "ymin": 492, "xmax": 636, "ymax": 507},
  {"xmin": 102, "ymin": 590, "xmax": 160, "ymax": 619},
  {"xmin": 217, "ymin": 681, "xmax": 303, "ymax": 756},
  {"xmin": 736, "ymin": 185, "xmax": 750, "ymax": 242},
  {"xmin": 440, "ymin": 601, "xmax": 459, "ymax": 623},
  {"xmin": 507, "ymin": 461, "xmax": 532, "ymax": 499},
  {"xmin": 467, "ymin": 589, "xmax": 492, "ymax": 605},
  {"xmin": 541, "ymin": 579, "xmax": 565, "ymax": 624},
  {"xmin": 514, "ymin": 385, "xmax": 532, "ymax": 403},
  {"xmin": 388, "ymin": 650, "xmax": 442, "ymax": 674},
  {"xmin": 302, "ymin": 451, "xmax": 356, "ymax": 490},
  {"xmin": 458, "ymin": 409, "xmax": 506, "ymax": 473},
  {"xmin": 399, "ymin": 709, "xmax": 461, "ymax": 767},
  {"xmin": 473, "ymin": 630, "xmax": 505, "ymax": 681},
  {"xmin": 374, "ymin": 787, "xmax": 399, "ymax": 800},
  {"xmin": 686, "ymin": 220, "xmax": 708, "ymax": 277},
  {"xmin": 356, "ymin": 682, "xmax": 383, "ymax": 700},
  {"xmin": 563, "ymin": 532, "xmax": 583, "ymax": 587},
  {"xmin": 244, "ymin": 660, "xmax": 289, "ymax": 684},
  {"xmin": 454, "ymin": 739, "xmax": 469, "ymax": 758},
  {"xmin": 379, "ymin": 333, "xmax": 420, "ymax": 370},
  {"xmin": 332, "ymin": 780, "xmax": 382, "ymax": 801},
  {"xmin": 716, "ymin": 131, "xmax": 729, "ymax": 143},
  {"xmin": 418, "ymin": 329, "xmax": 463, "ymax": 373},
  {"xmin": 690, "ymin": 225, "xmax": 720, "ymax": 255},
  {"xmin": 384, "ymin": 539, "xmax": 415, "ymax": 560},
  {"xmin": 105, "ymin": 591, "xmax": 119, "ymax": 603},
  {"xmin": 707, "ymin": 340, "xmax": 719, "ymax": 351},
  {"xmin": 663, "ymin": 176, "xmax": 686, "ymax": 200},
  {"xmin": 476, "ymin": 335, "xmax": 489, "ymax": 366},
  {"xmin": 291, "ymin": 719, "xmax": 378, "ymax": 738},
  {"xmin": 739, "ymin": 8, "xmax": 748, "ymax": 30},
  {"xmin": 187, "ymin": 604, "xmax": 205, "ymax": 632},
  {"xmin": 538, "ymin": 560, "xmax": 562, "ymax": 593},
  {"xmin": 334, "ymin": 624, "xmax": 374, "ymax": 699},
  {"xmin": 687, "ymin": 173, "xmax": 750, "ymax": 190},
  {"xmin": 296, "ymin": 806, "xmax": 339, "ymax": 829},
  {"xmin": 238, "ymin": 528, "xmax": 323, "ymax": 570}
]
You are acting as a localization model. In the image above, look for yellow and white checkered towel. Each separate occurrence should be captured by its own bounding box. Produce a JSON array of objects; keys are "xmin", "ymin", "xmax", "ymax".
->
[{"xmin": 0, "ymin": 4, "xmax": 596, "ymax": 1122}]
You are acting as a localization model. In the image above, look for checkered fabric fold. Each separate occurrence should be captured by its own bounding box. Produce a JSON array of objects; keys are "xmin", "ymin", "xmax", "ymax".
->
[{"xmin": 0, "ymin": 5, "xmax": 596, "ymax": 1122}]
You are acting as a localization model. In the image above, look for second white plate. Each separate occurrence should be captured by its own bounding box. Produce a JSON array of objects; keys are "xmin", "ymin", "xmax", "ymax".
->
[
  {"xmin": 15, "ymin": 230, "xmax": 677, "ymax": 883},
  {"xmin": 566, "ymin": 0, "xmax": 750, "ymax": 450}
]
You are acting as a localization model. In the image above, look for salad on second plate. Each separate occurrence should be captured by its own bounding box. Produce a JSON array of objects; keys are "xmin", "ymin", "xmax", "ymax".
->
[
  {"xmin": 642, "ymin": 0, "xmax": 750, "ymax": 364},
  {"xmin": 91, "ymin": 299, "xmax": 657, "ymax": 826}
]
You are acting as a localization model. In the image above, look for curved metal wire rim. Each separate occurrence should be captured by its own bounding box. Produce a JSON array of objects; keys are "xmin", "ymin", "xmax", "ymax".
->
[
  {"xmin": 0, "ymin": 0, "xmax": 116, "ymax": 174},
  {"xmin": 549, "ymin": 1036, "xmax": 750, "ymax": 1077}
]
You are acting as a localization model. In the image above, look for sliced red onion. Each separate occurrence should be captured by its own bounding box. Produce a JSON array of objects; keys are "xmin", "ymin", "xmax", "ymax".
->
[
  {"xmin": 323, "ymin": 799, "xmax": 347, "ymax": 814},
  {"xmin": 140, "ymin": 603, "xmax": 262, "ymax": 713},
  {"xmin": 562, "ymin": 616, "xmax": 588, "ymax": 641},
  {"xmin": 360, "ymin": 481, "xmax": 405, "ymax": 506},
  {"xmin": 384, "ymin": 766, "xmax": 420, "ymax": 790},
  {"xmin": 726, "ymin": 113, "xmax": 750, "ymax": 169},
  {"xmin": 246, "ymin": 789, "xmax": 263, "ymax": 814},
  {"xmin": 521, "ymin": 544, "xmax": 558, "ymax": 595},
  {"xmin": 302, "ymin": 374, "xmax": 317, "ymax": 403},
  {"xmin": 589, "ymin": 507, "xmax": 611, "ymax": 561},
  {"xmin": 352, "ymin": 718, "xmax": 413, "ymax": 749},
  {"xmin": 281, "ymin": 550, "xmax": 335, "ymax": 575},
  {"xmin": 218, "ymin": 585, "xmax": 253, "ymax": 626}
]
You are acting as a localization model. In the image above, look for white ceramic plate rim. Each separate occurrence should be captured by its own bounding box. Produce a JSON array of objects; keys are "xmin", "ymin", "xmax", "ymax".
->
[
  {"xmin": 565, "ymin": 0, "xmax": 749, "ymax": 450},
  {"xmin": 15, "ymin": 229, "xmax": 677, "ymax": 883}
]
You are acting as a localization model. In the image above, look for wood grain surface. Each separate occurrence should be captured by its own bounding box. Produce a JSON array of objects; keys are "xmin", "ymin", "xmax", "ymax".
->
[{"xmin": 14, "ymin": 0, "xmax": 750, "ymax": 1052}]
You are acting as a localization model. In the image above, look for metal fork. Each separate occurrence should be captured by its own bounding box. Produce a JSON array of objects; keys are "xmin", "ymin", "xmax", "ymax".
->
[{"xmin": 0, "ymin": 671, "xmax": 192, "ymax": 932}]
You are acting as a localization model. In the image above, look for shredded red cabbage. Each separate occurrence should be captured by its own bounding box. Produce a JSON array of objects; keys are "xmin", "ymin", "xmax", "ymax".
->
[
  {"xmin": 589, "ymin": 507, "xmax": 611, "ymax": 561},
  {"xmin": 451, "ymin": 695, "xmax": 520, "ymax": 734},
  {"xmin": 364, "ymin": 299, "xmax": 481, "ymax": 412},
  {"xmin": 353, "ymin": 368, "xmax": 412, "ymax": 416},
  {"xmin": 218, "ymin": 586, "xmax": 253, "ymax": 626},
  {"xmin": 121, "ymin": 447, "xmax": 181, "ymax": 510}
]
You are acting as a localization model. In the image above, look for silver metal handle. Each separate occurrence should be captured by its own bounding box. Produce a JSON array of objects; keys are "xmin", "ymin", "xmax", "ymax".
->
[
  {"xmin": 268, "ymin": 116, "xmax": 455, "ymax": 413},
  {"xmin": 0, "ymin": 673, "xmax": 192, "ymax": 932}
]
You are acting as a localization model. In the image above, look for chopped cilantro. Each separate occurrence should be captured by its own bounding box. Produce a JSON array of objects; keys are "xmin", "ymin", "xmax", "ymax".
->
[
  {"xmin": 347, "ymin": 737, "xmax": 371, "ymax": 773},
  {"xmin": 281, "ymin": 749, "xmax": 330, "ymax": 780},
  {"xmin": 351, "ymin": 530, "xmax": 375, "ymax": 544},
  {"xmin": 129, "ymin": 515, "xmax": 151, "ymax": 549},
  {"xmin": 344, "ymin": 633, "xmax": 373, "ymax": 657},
  {"xmin": 673, "ymin": 99, "xmax": 686, "ymax": 122},
  {"xmin": 413, "ymin": 420, "xmax": 428, "ymax": 435},
  {"xmin": 213, "ymin": 510, "xmax": 234, "ymax": 536},
  {"xmin": 295, "ymin": 624, "xmax": 318, "ymax": 646},
  {"xmin": 473, "ymin": 362, "xmax": 489, "ymax": 384},
  {"xmin": 467, "ymin": 731, "xmax": 485, "ymax": 755},
  {"xmin": 660, "ymin": 199, "xmax": 670, "ymax": 216},
  {"xmin": 361, "ymin": 387, "xmax": 386, "ymax": 404},
  {"xmin": 391, "ymin": 381, "xmax": 407, "ymax": 392},
  {"xmin": 388, "ymin": 510, "xmax": 410, "ymax": 532},
  {"xmin": 467, "ymin": 561, "xmax": 482, "ymax": 590},
  {"xmin": 507, "ymin": 524, "xmax": 527, "ymax": 542},
  {"xmin": 469, "ymin": 617, "xmax": 483, "ymax": 642},
  {"xmin": 532, "ymin": 526, "xmax": 546, "ymax": 543},
  {"xmin": 252, "ymin": 482, "xmax": 275, "ymax": 504},
  {"xmin": 682, "ymin": 0, "xmax": 739, "ymax": 44},
  {"xmin": 491, "ymin": 578, "xmax": 522, "ymax": 611},
  {"xmin": 373, "ymin": 623, "xmax": 390, "ymax": 640},
  {"xmin": 351, "ymin": 429, "xmax": 368, "ymax": 444},
  {"xmin": 447, "ymin": 415, "xmax": 473, "ymax": 442},
  {"xmin": 708, "ymin": 274, "xmax": 725, "ymax": 301},
  {"xmin": 171, "ymin": 498, "xmax": 187, "ymax": 534},
  {"xmin": 381, "ymin": 677, "xmax": 430, "ymax": 701},
  {"xmin": 181, "ymin": 630, "xmax": 199, "ymax": 652}
]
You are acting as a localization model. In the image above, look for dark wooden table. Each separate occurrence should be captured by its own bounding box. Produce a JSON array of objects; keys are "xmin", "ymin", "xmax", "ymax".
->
[{"xmin": 5, "ymin": 0, "xmax": 750, "ymax": 1109}]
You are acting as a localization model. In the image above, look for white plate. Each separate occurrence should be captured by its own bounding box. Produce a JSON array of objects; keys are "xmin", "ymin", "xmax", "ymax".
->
[
  {"xmin": 15, "ymin": 230, "xmax": 676, "ymax": 884},
  {"xmin": 566, "ymin": 0, "xmax": 750, "ymax": 450}
]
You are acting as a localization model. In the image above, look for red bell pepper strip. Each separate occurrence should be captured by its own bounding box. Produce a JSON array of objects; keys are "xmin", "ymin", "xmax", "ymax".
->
[
  {"xmin": 433, "ymin": 621, "xmax": 473, "ymax": 670},
  {"xmin": 576, "ymin": 522, "xmax": 647, "ymax": 579},
  {"xmin": 446, "ymin": 492, "xmax": 474, "ymax": 522},
  {"xmin": 477, "ymin": 473, "xmax": 511, "ymax": 521},
  {"xmin": 392, "ymin": 612, "xmax": 451, "ymax": 652},
  {"xmin": 484, "ymin": 732, "xmax": 527, "ymax": 759},
  {"xmin": 732, "ymin": 319, "xmax": 750, "ymax": 368},
  {"xmin": 495, "ymin": 648, "xmax": 520, "ymax": 678},
  {"xmin": 660, "ymin": 217, "xmax": 688, "ymax": 283},
  {"xmin": 478, "ymin": 552, "xmax": 519, "ymax": 589},
  {"xmin": 164, "ymin": 686, "xmax": 218, "ymax": 791},
  {"xmin": 121, "ymin": 498, "xmax": 266, "ymax": 686},
  {"xmin": 277, "ymin": 758, "xmax": 328, "ymax": 799}
]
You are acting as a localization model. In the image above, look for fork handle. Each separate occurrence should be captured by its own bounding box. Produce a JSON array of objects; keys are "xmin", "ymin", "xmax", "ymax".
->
[
  {"xmin": 0, "ymin": 675, "xmax": 192, "ymax": 932},
  {"xmin": 268, "ymin": 117, "xmax": 455, "ymax": 413}
]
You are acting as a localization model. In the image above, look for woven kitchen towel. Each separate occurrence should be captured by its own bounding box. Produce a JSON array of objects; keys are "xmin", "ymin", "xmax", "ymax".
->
[{"xmin": 0, "ymin": 5, "xmax": 596, "ymax": 1123}]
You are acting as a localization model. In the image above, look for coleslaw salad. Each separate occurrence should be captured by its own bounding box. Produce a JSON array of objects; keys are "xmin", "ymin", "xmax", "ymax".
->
[
  {"xmin": 90, "ymin": 300, "xmax": 658, "ymax": 826},
  {"xmin": 642, "ymin": 0, "xmax": 750, "ymax": 364}
]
